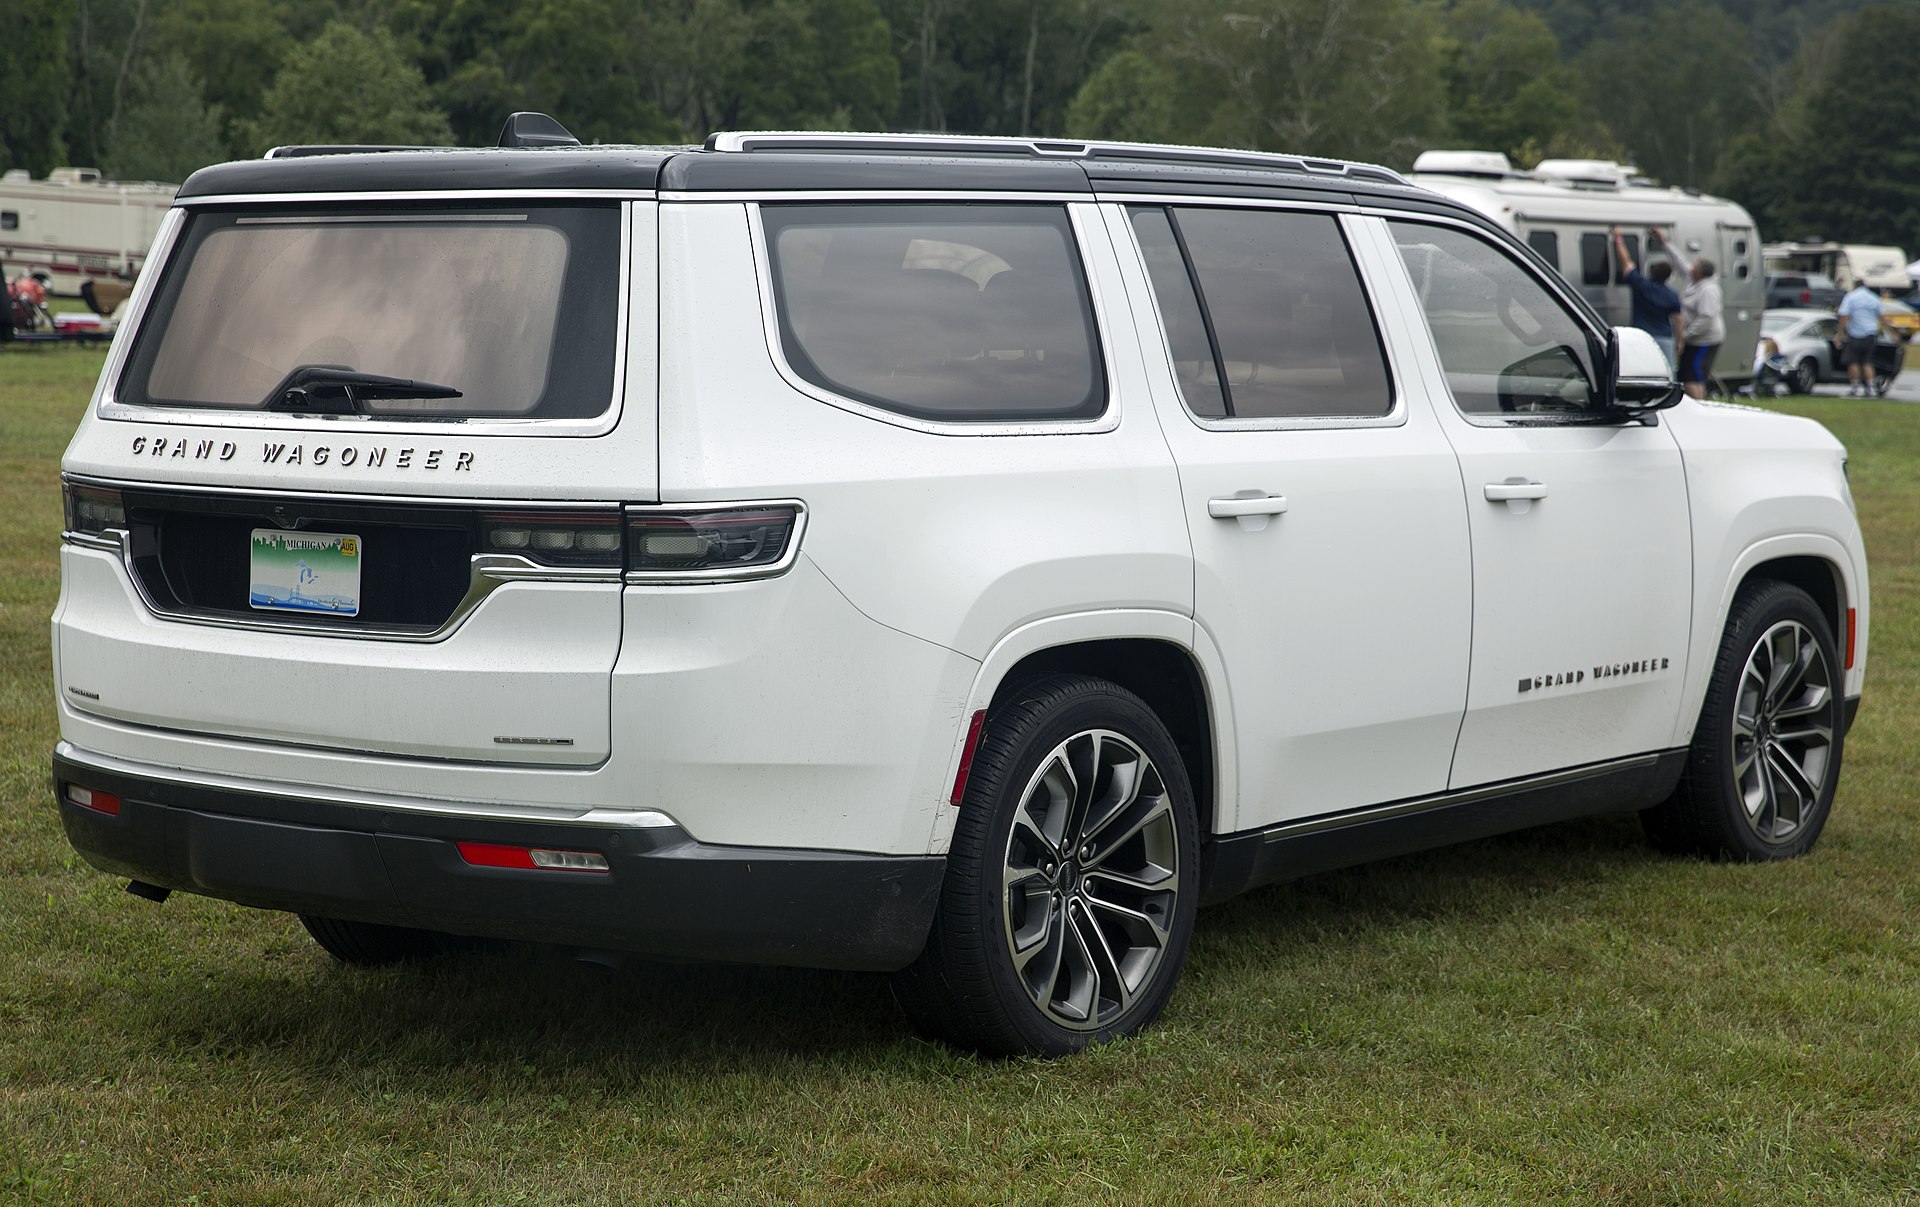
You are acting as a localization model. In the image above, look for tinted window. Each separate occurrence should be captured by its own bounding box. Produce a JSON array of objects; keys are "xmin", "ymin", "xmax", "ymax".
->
[
  {"xmin": 1620, "ymin": 234, "xmax": 1641, "ymax": 271},
  {"xmin": 120, "ymin": 204, "xmax": 620, "ymax": 419},
  {"xmin": 1526, "ymin": 230, "xmax": 1559, "ymax": 270},
  {"xmin": 1147, "ymin": 207, "xmax": 1391, "ymax": 420},
  {"xmin": 1580, "ymin": 232, "xmax": 1610, "ymax": 285},
  {"xmin": 0, "ymin": 211, "xmax": 17, "ymax": 231},
  {"xmin": 762, "ymin": 204, "xmax": 1103, "ymax": 423},
  {"xmin": 1128, "ymin": 207, "xmax": 1227, "ymax": 418},
  {"xmin": 1392, "ymin": 220, "xmax": 1598, "ymax": 417}
]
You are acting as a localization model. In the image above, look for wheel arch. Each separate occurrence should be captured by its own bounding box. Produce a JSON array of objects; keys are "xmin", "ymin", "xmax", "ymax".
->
[
  {"xmin": 1677, "ymin": 534, "xmax": 1864, "ymax": 747},
  {"xmin": 937, "ymin": 611, "xmax": 1235, "ymax": 851}
]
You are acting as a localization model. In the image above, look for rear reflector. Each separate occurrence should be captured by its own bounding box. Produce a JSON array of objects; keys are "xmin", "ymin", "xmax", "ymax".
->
[
  {"xmin": 949, "ymin": 709, "xmax": 988, "ymax": 806},
  {"xmin": 1846, "ymin": 607, "xmax": 1857, "ymax": 669},
  {"xmin": 455, "ymin": 841, "xmax": 609, "ymax": 873},
  {"xmin": 65, "ymin": 784, "xmax": 122, "ymax": 816}
]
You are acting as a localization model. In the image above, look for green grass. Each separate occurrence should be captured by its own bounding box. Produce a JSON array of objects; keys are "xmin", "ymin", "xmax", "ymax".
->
[{"xmin": 2, "ymin": 350, "xmax": 1918, "ymax": 1204}]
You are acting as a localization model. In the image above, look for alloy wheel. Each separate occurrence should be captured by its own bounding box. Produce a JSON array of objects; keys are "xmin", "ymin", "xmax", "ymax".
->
[
  {"xmin": 1731, "ymin": 619, "xmax": 1835, "ymax": 844},
  {"xmin": 1000, "ymin": 729, "xmax": 1181, "ymax": 1030}
]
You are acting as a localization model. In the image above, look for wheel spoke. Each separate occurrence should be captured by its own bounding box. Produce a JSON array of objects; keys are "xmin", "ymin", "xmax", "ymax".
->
[
  {"xmin": 1084, "ymin": 863, "xmax": 1176, "ymax": 897},
  {"xmin": 1082, "ymin": 791, "xmax": 1172, "ymax": 869},
  {"xmin": 1772, "ymin": 719, "xmax": 1832, "ymax": 748},
  {"xmin": 1775, "ymin": 683, "xmax": 1832, "ymax": 721},
  {"xmin": 1069, "ymin": 899, "xmax": 1133, "ymax": 1021},
  {"xmin": 1078, "ymin": 752, "xmax": 1145, "ymax": 852},
  {"xmin": 1767, "ymin": 741, "xmax": 1822, "ymax": 826},
  {"xmin": 1082, "ymin": 891, "xmax": 1171, "ymax": 951}
]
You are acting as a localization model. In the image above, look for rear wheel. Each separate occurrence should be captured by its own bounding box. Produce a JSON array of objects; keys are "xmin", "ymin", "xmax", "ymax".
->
[
  {"xmin": 893, "ymin": 675, "xmax": 1200, "ymax": 1057},
  {"xmin": 300, "ymin": 915, "xmax": 451, "ymax": 965},
  {"xmin": 1643, "ymin": 581, "xmax": 1844, "ymax": 860}
]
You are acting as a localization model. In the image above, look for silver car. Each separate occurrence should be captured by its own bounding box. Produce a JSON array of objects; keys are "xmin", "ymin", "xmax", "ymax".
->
[{"xmin": 1764, "ymin": 309, "xmax": 1843, "ymax": 395}]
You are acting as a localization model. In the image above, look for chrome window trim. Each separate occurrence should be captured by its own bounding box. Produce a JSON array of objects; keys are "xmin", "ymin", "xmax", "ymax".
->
[
  {"xmin": 1367, "ymin": 206, "xmax": 1618, "ymax": 430},
  {"xmin": 97, "ymin": 198, "xmax": 639, "ymax": 439},
  {"xmin": 1102, "ymin": 202, "xmax": 1408, "ymax": 433},
  {"xmin": 55, "ymin": 741, "xmax": 678, "ymax": 829},
  {"xmin": 62, "ymin": 473, "xmax": 636, "ymax": 510},
  {"xmin": 1094, "ymin": 191, "xmax": 1363, "ymax": 215},
  {"xmin": 663, "ymin": 189, "xmax": 1091, "ymax": 204},
  {"xmin": 623, "ymin": 498, "xmax": 808, "ymax": 584},
  {"xmin": 742, "ymin": 199, "xmax": 1122, "ymax": 437}
]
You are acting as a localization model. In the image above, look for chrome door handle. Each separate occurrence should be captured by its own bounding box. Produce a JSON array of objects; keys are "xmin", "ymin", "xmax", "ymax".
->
[
  {"xmin": 1483, "ymin": 481, "xmax": 1548, "ymax": 502},
  {"xmin": 1208, "ymin": 494, "xmax": 1289, "ymax": 518}
]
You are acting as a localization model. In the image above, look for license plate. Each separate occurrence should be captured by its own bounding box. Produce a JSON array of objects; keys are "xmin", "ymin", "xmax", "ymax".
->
[{"xmin": 249, "ymin": 529, "xmax": 362, "ymax": 616}]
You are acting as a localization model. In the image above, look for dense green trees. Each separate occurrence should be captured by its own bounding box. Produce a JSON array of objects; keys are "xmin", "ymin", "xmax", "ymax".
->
[{"xmin": 0, "ymin": 0, "xmax": 1910, "ymax": 250}]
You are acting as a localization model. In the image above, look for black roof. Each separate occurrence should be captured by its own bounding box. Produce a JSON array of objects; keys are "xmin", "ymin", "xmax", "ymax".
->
[{"xmin": 174, "ymin": 132, "xmax": 1438, "ymax": 208}]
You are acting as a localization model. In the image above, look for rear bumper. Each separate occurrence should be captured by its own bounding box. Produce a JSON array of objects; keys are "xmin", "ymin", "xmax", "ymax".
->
[{"xmin": 53, "ymin": 747, "xmax": 944, "ymax": 972}]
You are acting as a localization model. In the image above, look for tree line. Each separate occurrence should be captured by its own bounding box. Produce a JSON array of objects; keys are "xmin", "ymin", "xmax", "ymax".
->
[{"xmin": 1, "ymin": 0, "xmax": 1914, "ymax": 249}]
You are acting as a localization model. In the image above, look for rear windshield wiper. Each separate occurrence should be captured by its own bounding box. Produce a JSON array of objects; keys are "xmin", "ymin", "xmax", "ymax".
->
[{"xmin": 263, "ymin": 364, "xmax": 463, "ymax": 414}]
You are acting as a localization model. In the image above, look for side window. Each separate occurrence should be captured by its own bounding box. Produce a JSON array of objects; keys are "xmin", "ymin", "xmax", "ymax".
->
[
  {"xmin": 0, "ymin": 211, "xmax": 17, "ymax": 230},
  {"xmin": 1130, "ymin": 205, "xmax": 1392, "ymax": 421},
  {"xmin": 1620, "ymin": 234, "xmax": 1641, "ymax": 273},
  {"xmin": 1580, "ymin": 232, "xmax": 1610, "ymax": 285},
  {"xmin": 1526, "ymin": 229, "xmax": 1559, "ymax": 270},
  {"xmin": 1811, "ymin": 318, "xmax": 1838, "ymax": 341},
  {"xmin": 1391, "ymin": 220, "xmax": 1598, "ymax": 418},
  {"xmin": 761, "ymin": 203, "xmax": 1104, "ymax": 423}
]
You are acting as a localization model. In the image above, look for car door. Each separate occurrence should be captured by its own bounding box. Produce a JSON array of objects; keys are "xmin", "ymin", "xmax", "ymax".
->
[
  {"xmin": 1381, "ymin": 216, "xmax": 1693, "ymax": 789},
  {"xmin": 1104, "ymin": 202, "xmax": 1473, "ymax": 833}
]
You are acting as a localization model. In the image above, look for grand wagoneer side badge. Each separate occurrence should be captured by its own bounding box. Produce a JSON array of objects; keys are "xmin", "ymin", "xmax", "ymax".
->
[
  {"xmin": 1520, "ymin": 657, "xmax": 1670, "ymax": 694},
  {"xmin": 129, "ymin": 437, "xmax": 474, "ymax": 471}
]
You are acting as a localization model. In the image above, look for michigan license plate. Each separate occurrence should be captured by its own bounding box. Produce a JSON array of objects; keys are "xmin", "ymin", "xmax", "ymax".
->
[{"xmin": 249, "ymin": 529, "xmax": 362, "ymax": 616}]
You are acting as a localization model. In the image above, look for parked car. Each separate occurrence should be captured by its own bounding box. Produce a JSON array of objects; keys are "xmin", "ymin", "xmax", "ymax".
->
[
  {"xmin": 1878, "ymin": 297, "xmax": 1919, "ymax": 341},
  {"xmin": 52, "ymin": 116, "xmax": 1870, "ymax": 1057},
  {"xmin": 1765, "ymin": 272, "xmax": 1842, "ymax": 311},
  {"xmin": 1766, "ymin": 307, "xmax": 1904, "ymax": 395}
]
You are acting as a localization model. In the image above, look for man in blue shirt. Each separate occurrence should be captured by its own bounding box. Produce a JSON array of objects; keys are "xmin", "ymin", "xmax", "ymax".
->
[
  {"xmin": 1835, "ymin": 281, "xmax": 1884, "ymax": 396},
  {"xmin": 1612, "ymin": 227, "xmax": 1682, "ymax": 368}
]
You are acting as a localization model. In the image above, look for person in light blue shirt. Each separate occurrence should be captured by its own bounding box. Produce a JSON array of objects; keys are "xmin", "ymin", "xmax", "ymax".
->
[{"xmin": 1835, "ymin": 282, "xmax": 1884, "ymax": 396}]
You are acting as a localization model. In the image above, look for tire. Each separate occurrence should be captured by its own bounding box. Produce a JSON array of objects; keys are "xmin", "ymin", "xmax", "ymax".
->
[
  {"xmin": 300, "ymin": 914, "xmax": 450, "ymax": 965},
  {"xmin": 1643, "ymin": 581, "xmax": 1845, "ymax": 860},
  {"xmin": 1790, "ymin": 358, "xmax": 1819, "ymax": 396},
  {"xmin": 893, "ymin": 675, "xmax": 1201, "ymax": 1057}
]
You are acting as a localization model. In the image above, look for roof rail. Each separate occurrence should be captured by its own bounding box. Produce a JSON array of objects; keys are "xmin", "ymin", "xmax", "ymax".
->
[
  {"xmin": 263, "ymin": 144, "xmax": 439, "ymax": 159},
  {"xmin": 705, "ymin": 131, "xmax": 1409, "ymax": 186}
]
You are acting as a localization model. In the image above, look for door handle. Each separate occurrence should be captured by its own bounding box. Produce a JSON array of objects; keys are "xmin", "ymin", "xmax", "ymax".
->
[
  {"xmin": 1208, "ymin": 492, "xmax": 1288, "ymax": 532},
  {"xmin": 1208, "ymin": 494, "xmax": 1290, "ymax": 518},
  {"xmin": 1483, "ymin": 481, "xmax": 1548, "ymax": 502}
]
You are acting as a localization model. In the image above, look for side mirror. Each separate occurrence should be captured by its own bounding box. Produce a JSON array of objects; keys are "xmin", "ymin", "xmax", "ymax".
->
[{"xmin": 1605, "ymin": 326, "xmax": 1684, "ymax": 415}]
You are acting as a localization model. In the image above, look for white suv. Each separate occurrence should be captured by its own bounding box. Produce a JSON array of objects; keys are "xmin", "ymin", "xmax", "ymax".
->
[{"xmin": 51, "ymin": 118, "xmax": 1868, "ymax": 1057}]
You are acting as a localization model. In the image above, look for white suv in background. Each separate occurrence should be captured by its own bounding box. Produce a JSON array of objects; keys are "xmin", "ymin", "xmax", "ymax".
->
[{"xmin": 52, "ymin": 118, "xmax": 1868, "ymax": 1057}]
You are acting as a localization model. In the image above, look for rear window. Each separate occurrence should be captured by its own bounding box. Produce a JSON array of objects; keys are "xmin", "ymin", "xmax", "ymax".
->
[
  {"xmin": 762, "ymin": 204, "xmax": 1104, "ymax": 423},
  {"xmin": 119, "ymin": 203, "xmax": 621, "ymax": 419}
]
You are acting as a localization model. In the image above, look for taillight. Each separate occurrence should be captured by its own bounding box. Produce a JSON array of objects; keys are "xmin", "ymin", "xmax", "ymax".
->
[
  {"xmin": 1801, "ymin": 290, "xmax": 1811, "ymax": 303},
  {"xmin": 1846, "ymin": 607, "xmax": 1857, "ymax": 670},
  {"xmin": 62, "ymin": 482, "xmax": 126, "ymax": 539},
  {"xmin": 625, "ymin": 503, "xmax": 804, "ymax": 580},
  {"xmin": 479, "ymin": 510, "xmax": 623, "ymax": 567}
]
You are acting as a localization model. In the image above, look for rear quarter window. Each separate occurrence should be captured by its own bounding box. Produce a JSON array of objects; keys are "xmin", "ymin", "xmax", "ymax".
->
[
  {"xmin": 761, "ymin": 204, "xmax": 1105, "ymax": 423},
  {"xmin": 118, "ymin": 203, "xmax": 622, "ymax": 420}
]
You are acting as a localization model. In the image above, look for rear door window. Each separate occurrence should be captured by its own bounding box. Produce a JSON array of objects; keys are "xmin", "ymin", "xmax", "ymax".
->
[
  {"xmin": 119, "ymin": 203, "xmax": 622, "ymax": 420},
  {"xmin": 1128, "ymin": 205, "xmax": 1393, "ymax": 421},
  {"xmin": 761, "ymin": 204, "xmax": 1104, "ymax": 423}
]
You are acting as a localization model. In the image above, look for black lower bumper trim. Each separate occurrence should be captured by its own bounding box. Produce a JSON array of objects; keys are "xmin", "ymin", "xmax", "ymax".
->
[{"xmin": 52, "ymin": 750, "xmax": 943, "ymax": 972}]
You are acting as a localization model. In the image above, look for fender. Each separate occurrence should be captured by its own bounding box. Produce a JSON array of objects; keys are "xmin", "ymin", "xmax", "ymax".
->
[
  {"xmin": 926, "ymin": 609, "xmax": 1244, "ymax": 852},
  {"xmin": 1672, "ymin": 531, "xmax": 1866, "ymax": 748}
]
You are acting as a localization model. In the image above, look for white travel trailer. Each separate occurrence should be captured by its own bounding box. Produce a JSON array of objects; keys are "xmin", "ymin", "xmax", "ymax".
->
[
  {"xmin": 1764, "ymin": 241, "xmax": 1909, "ymax": 293},
  {"xmin": 1411, "ymin": 151, "xmax": 1764, "ymax": 383},
  {"xmin": 0, "ymin": 167, "xmax": 178, "ymax": 295}
]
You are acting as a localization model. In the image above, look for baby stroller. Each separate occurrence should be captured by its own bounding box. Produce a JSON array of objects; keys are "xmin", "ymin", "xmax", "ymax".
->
[{"xmin": 1742, "ymin": 335, "xmax": 1793, "ymax": 398}]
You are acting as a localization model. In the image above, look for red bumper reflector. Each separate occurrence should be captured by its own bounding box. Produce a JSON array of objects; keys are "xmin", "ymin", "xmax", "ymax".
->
[
  {"xmin": 455, "ymin": 842, "xmax": 608, "ymax": 873},
  {"xmin": 65, "ymin": 785, "xmax": 121, "ymax": 816},
  {"xmin": 950, "ymin": 709, "xmax": 988, "ymax": 806},
  {"xmin": 1846, "ymin": 607, "xmax": 1857, "ymax": 670}
]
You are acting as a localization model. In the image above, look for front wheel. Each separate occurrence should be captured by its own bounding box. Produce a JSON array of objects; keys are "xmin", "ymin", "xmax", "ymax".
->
[
  {"xmin": 1790, "ymin": 358, "xmax": 1819, "ymax": 396},
  {"xmin": 1643, "ymin": 581, "xmax": 1845, "ymax": 860},
  {"xmin": 893, "ymin": 675, "xmax": 1200, "ymax": 1057}
]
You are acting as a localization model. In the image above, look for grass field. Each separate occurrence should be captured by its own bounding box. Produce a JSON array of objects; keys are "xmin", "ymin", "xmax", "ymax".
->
[{"xmin": 2, "ymin": 345, "xmax": 1917, "ymax": 1204}]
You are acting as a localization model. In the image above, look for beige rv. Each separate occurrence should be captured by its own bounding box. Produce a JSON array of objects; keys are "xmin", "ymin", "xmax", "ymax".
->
[
  {"xmin": 1411, "ymin": 151, "xmax": 1765, "ymax": 384},
  {"xmin": 0, "ymin": 167, "xmax": 177, "ymax": 295},
  {"xmin": 1765, "ymin": 242, "xmax": 1909, "ymax": 293}
]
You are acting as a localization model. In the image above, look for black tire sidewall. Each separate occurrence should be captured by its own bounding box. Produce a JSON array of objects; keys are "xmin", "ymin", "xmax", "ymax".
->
[
  {"xmin": 944, "ymin": 677, "xmax": 1201, "ymax": 1056},
  {"xmin": 1690, "ymin": 583, "xmax": 1845, "ymax": 860}
]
